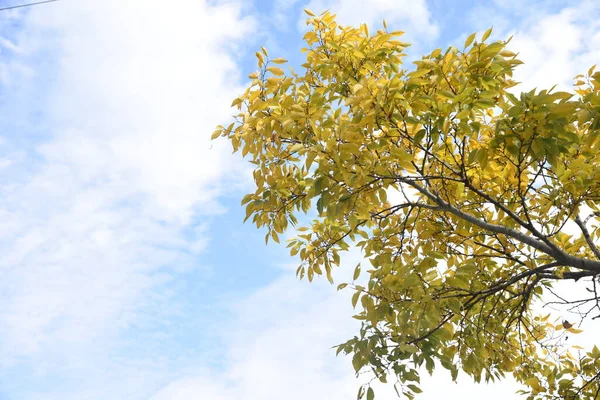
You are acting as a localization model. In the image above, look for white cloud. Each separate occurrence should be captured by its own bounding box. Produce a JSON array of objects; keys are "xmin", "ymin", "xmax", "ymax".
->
[
  {"xmin": 0, "ymin": 157, "xmax": 11, "ymax": 168},
  {"xmin": 0, "ymin": 0, "xmax": 255, "ymax": 397},
  {"xmin": 509, "ymin": 6, "xmax": 600, "ymax": 91},
  {"xmin": 1, "ymin": 0, "xmax": 597, "ymax": 398},
  {"xmin": 467, "ymin": 1, "xmax": 600, "ymax": 91},
  {"xmin": 150, "ymin": 272, "xmax": 380, "ymax": 400},
  {"xmin": 25, "ymin": 0, "xmax": 255, "ymax": 222},
  {"xmin": 0, "ymin": 36, "xmax": 24, "ymax": 54},
  {"xmin": 152, "ymin": 250, "xmax": 521, "ymax": 400}
]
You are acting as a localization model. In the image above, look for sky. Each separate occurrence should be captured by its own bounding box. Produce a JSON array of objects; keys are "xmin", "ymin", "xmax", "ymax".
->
[{"xmin": 0, "ymin": 0, "xmax": 598, "ymax": 399}]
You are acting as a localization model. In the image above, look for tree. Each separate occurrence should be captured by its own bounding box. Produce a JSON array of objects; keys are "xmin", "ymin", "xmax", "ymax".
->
[{"xmin": 214, "ymin": 10, "xmax": 600, "ymax": 400}]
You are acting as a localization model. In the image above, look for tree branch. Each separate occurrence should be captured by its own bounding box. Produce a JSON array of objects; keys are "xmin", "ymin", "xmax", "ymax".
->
[
  {"xmin": 574, "ymin": 214, "xmax": 600, "ymax": 260},
  {"xmin": 375, "ymin": 174, "xmax": 600, "ymax": 273}
]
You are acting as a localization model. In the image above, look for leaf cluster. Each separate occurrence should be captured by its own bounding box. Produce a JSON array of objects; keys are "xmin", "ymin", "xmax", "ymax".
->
[{"xmin": 215, "ymin": 10, "xmax": 600, "ymax": 399}]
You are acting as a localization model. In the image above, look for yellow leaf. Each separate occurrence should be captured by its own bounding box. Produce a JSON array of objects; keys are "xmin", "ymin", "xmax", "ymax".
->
[
  {"xmin": 267, "ymin": 66, "xmax": 285, "ymax": 76},
  {"xmin": 266, "ymin": 77, "xmax": 282, "ymax": 86},
  {"xmin": 482, "ymin": 27, "xmax": 493, "ymax": 42},
  {"xmin": 464, "ymin": 32, "xmax": 476, "ymax": 48},
  {"xmin": 255, "ymin": 51, "xmax": 264, "ymax": 67},
  {"xmin": 289, "ymin": 143, "xmax": 304, "ymax": 153},
  {"xmin": 588, "ymin": 64, "xmax": 596, "ymax": 76},
  {"xmin": 218, "ymin": 13, "xmax": 600, "ymax": 392}
]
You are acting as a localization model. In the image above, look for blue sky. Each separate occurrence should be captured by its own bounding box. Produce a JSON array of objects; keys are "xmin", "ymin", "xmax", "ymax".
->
[{"xmin": 0, "ymin": 0, "xmax": 598, "ymax": 399}]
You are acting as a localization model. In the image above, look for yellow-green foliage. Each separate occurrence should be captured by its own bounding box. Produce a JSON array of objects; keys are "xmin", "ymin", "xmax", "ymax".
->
[{"xmin": 215, "ymin": 10, "xmax": 600, "ymax": 399}]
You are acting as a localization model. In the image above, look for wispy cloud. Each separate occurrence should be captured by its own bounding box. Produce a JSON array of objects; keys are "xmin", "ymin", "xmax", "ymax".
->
[
  {"xmin": 1, "ymin": 1, "xmax": 598, "ymax": 399},
  {"xmin": 150, "ymin": 251, "xmax": 385, "ymax": 400},
  {"xmin": 151, "ymin": 250, "xmax": 521, "ymax": 400},
  {"xmin": 467, "ymin": 0, "xmax": 600, "ymax": 91},
  {"xmin": 509, "ymin": 5, "xmax": 600, "ymax": 91},
  {"xmin": 0, "ymin": 0, "xmax": 254, "ymax": 397}
]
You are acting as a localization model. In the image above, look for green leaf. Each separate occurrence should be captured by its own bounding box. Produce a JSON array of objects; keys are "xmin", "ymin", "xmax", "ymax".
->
[
  {"xmin": 367, "ymin": 387, "xmax": 374, "ymax": 400},
  {"xmin": 468, "ymin": 149, "xmax": 478, "ymax": 164},
  {"xmin": 413, "ymin": 129, "xmax": 426, "ymax": 144},
  {"xmin": 352, "ymin": 291, "xmax": 360, "ymax": 308},
  {"xmin": 353, "ymin": 264, "xmax": 361, "ymax": 280},
  {"xmin": 407, "ymin": 384, "xmax": 422, "ymax": 394}
]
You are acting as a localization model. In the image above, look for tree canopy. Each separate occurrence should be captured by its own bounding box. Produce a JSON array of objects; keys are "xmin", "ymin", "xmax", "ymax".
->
[{"xmin": 214, "ymin": 10, "xmax": 600, "ymax": 400}]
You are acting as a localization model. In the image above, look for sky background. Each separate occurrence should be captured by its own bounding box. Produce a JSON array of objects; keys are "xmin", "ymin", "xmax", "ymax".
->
[{"xmin": 0, "ymin": 0, "xmax": 598, "ymax": 399}]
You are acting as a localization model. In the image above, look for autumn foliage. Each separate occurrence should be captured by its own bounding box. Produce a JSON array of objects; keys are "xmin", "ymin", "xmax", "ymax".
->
[{"xmin": 215, "ymin": 10, "xmax": 600, "ymax": 400}]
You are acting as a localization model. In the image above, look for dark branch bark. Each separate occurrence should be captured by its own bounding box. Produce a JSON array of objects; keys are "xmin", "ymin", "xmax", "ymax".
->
[
  {"xmin": 372, "ymin": 173, "xmax": 600, "ymax": 274},
  {"xmin": 574, "ymin": 214, "xmax": 600, "ymax": 260}
]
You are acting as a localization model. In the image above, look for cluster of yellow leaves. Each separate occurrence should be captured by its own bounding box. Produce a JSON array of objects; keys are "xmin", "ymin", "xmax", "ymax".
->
[{"xmin": 215, "ymin": 9, "xmax": 600, "ymax": 400}]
